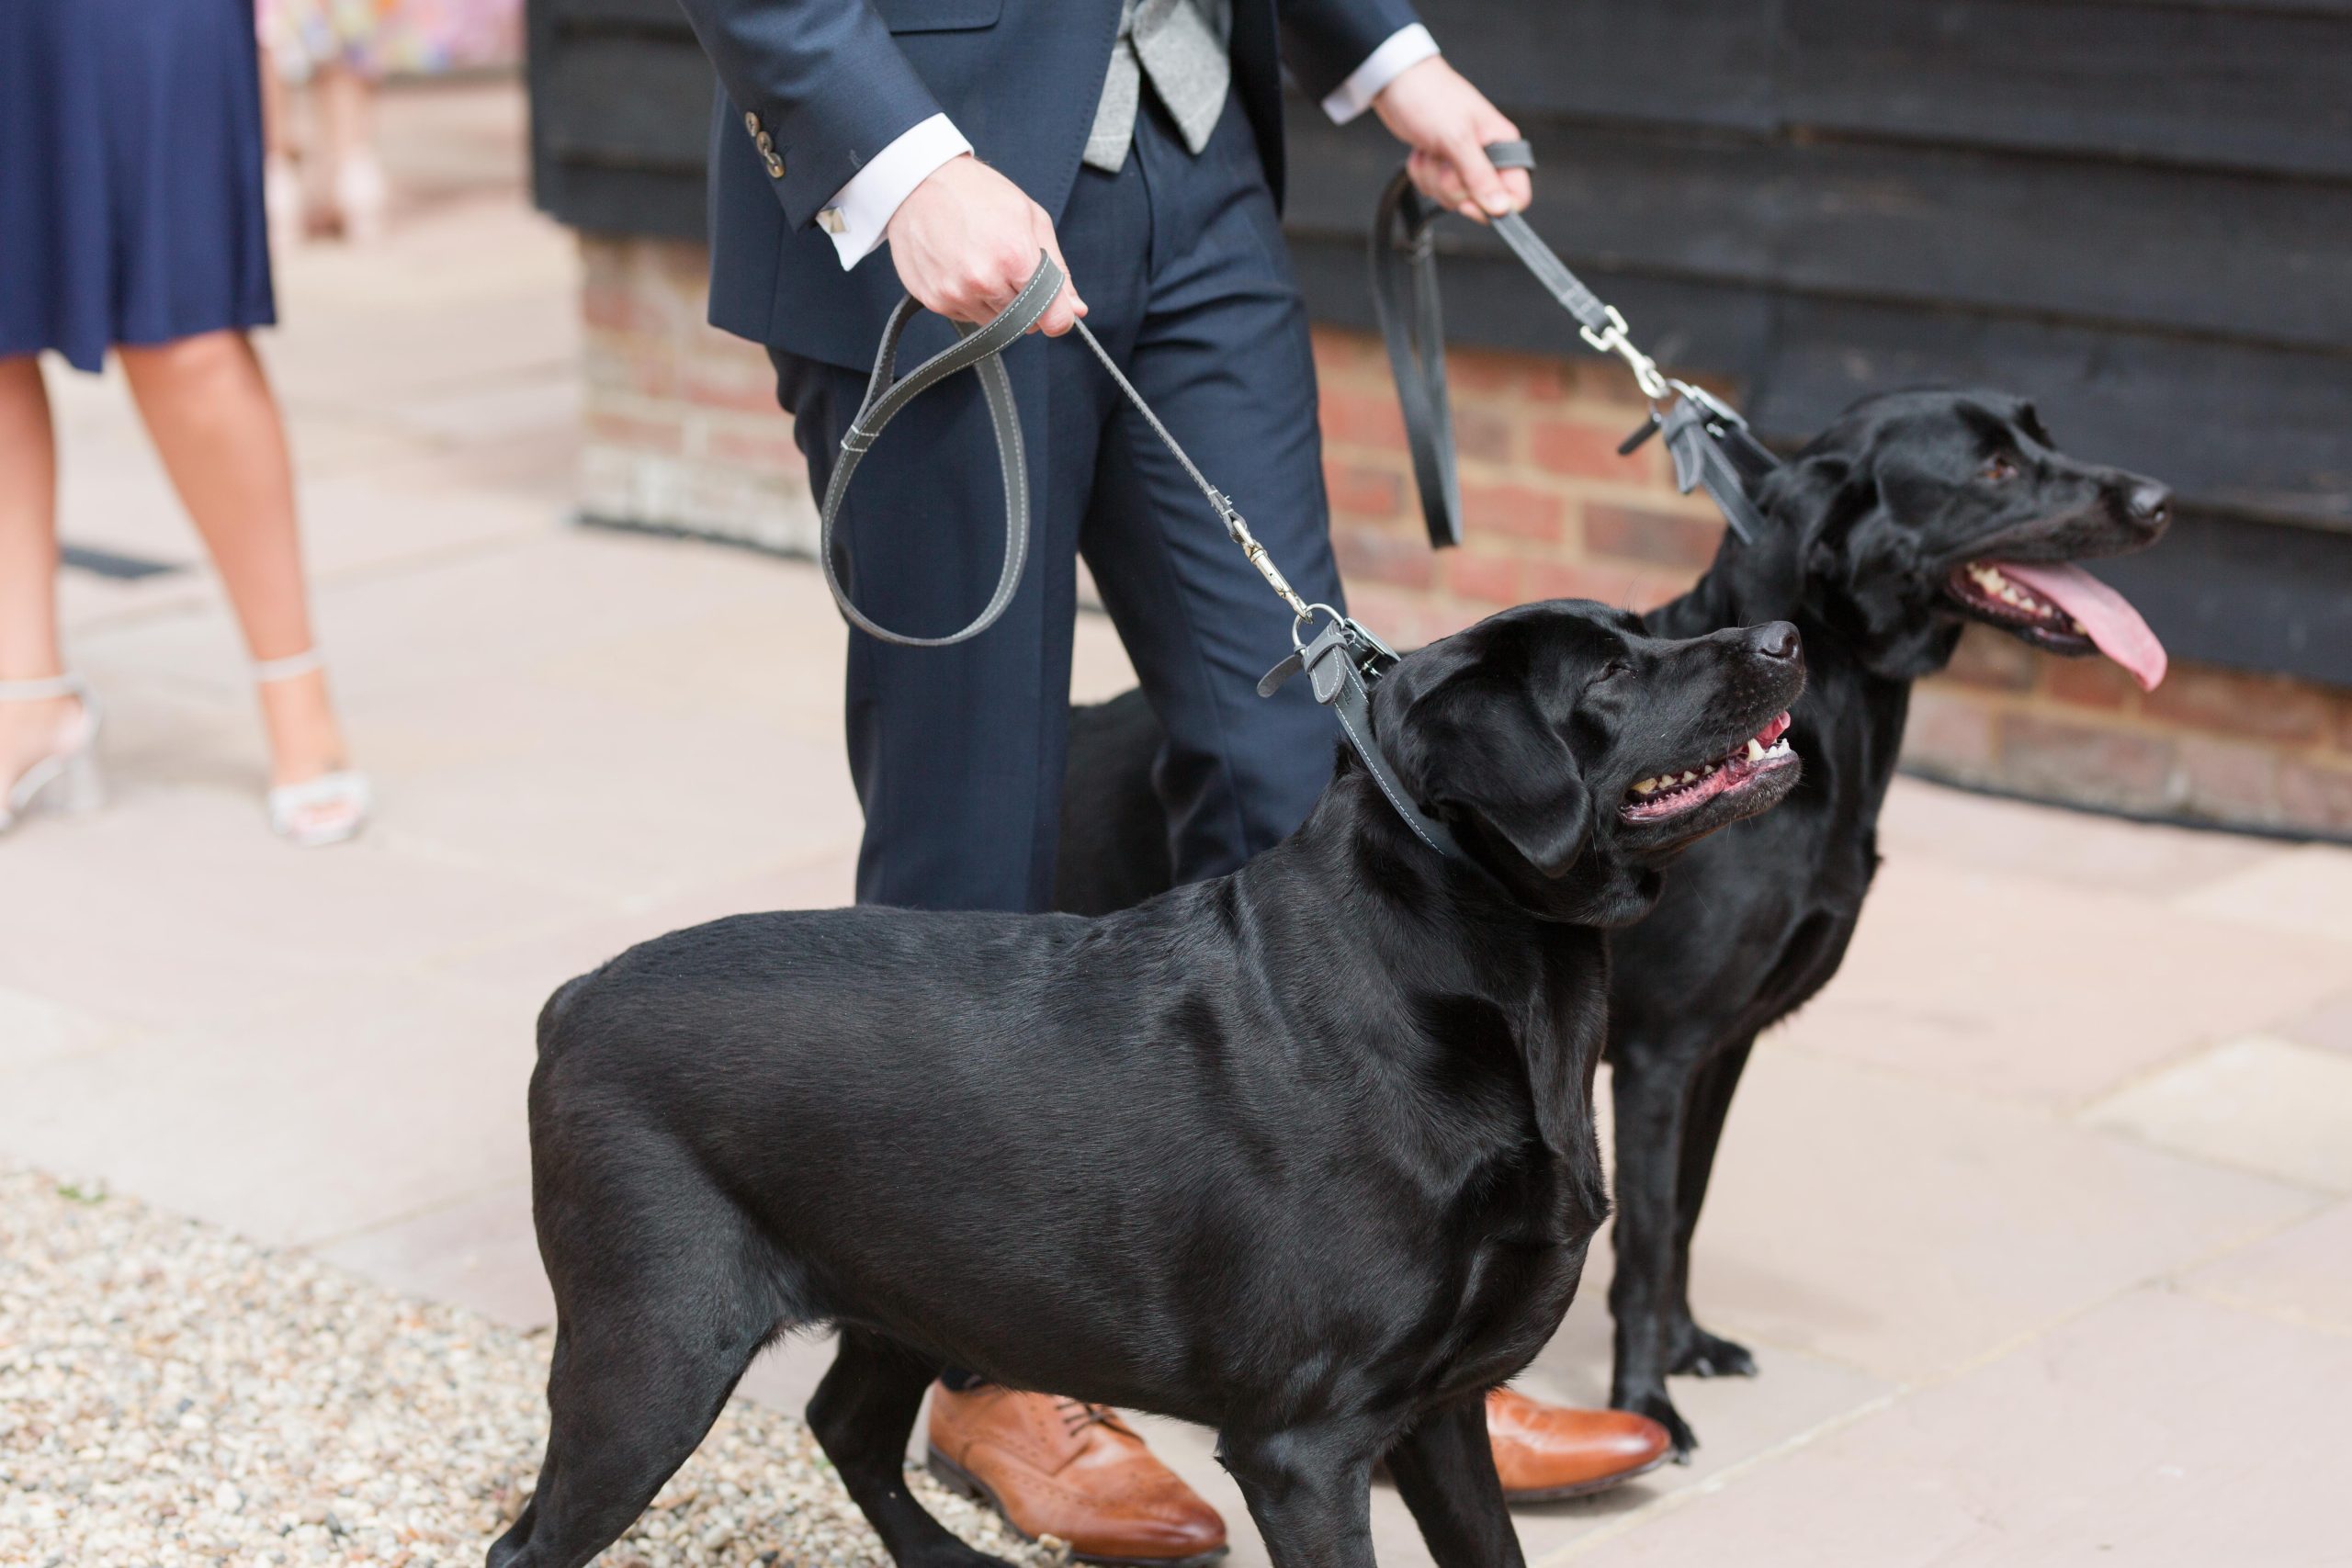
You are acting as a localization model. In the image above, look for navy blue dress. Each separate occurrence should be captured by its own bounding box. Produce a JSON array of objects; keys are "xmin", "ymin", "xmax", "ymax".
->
[{"xmin": 0, "ymin": 0, "xmax": 276, "ymax": 373}]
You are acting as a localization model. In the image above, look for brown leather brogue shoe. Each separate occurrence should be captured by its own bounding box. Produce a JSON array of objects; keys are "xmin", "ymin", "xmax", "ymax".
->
[
  {"xmin": 927, "ymin": 1384, "xmax": 1227, "ymax": 1566},
  {"xmin": 1487, "ymin": 1388, "xmax": 1673, "ymax": 1502}
]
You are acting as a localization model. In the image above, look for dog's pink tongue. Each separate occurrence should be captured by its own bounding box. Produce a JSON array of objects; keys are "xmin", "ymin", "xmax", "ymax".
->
[{"xmin": 1994, "ymin": 560, "xmax": 2168, "ymax": 691}]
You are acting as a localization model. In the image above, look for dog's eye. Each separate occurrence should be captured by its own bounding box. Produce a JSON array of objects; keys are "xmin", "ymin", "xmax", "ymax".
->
[{"xmin": 1981, "ymin": 455, "xmax": 2019, "ymax": 483}]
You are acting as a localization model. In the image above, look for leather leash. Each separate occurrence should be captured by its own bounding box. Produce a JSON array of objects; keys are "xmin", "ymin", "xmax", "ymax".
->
[
  {"xmin": 820, "ymin": 254, "xmax": 1478, "ymax": 874},
  {"xmin": 819, "ymin": 259, "xmax": 1057, "ymax": 648},
  {"xmin": 1370, "ymin": 140, "xmax": 1781, "ymax": 549}
]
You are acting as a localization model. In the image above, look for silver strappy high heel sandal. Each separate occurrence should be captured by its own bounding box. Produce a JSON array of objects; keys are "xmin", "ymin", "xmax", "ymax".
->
[
  {"xmin": 255, "ymin": 649, "xmax": 372, "ymax": 848},
  {"xmin": 0, "ymin": 674, "xmax": 103, "ymax": 835}
]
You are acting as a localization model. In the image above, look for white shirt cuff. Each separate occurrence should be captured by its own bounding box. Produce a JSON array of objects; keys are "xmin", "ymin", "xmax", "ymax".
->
[
  {"xmin": 1319, "ymin": 24, "xmax": 1441, "ymax": 124},
  {"xmin": 817, "ymin": 113, "xmax": 974, "ymax": 268}
]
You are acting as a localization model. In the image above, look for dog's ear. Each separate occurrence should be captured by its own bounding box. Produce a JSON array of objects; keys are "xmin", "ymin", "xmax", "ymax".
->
[
  {"xmin": 1381, "ymin": 651, "xmax": 1594, "ymax": 881},
  {"xmin": 1781, "ymin": 448, "xmax": 1965, "ymax": 680},
  {"xmin": 1383, "ymin": 677, "xmax": 1589, "ymax": 884}
]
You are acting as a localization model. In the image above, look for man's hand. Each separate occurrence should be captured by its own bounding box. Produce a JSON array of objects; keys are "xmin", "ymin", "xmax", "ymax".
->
[
  {"xmin": 884, "ymin": 153, "xmax": 1087, "ymax": 333},
  {"xmin": 1372, "ymin": 56, "xmax": 1531, "ymax": 222}
]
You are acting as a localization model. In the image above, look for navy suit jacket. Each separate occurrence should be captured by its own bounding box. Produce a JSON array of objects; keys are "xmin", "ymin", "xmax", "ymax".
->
[{"xmin": 679, "ymin": 0, "xmax": 1419, "ymax": 367}]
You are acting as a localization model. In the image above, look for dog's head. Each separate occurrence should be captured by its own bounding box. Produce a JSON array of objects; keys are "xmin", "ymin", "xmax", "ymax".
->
[
  {"xmin": 1756, "ymin": 389, "xmax": 2170, "ymax": 686},
  {"xmin": 1373, "ymin": 601, "xmax": 1807, "ymax": 926}
]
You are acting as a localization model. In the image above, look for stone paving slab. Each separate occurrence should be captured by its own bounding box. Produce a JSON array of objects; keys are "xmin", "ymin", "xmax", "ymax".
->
[
  {"xmin": 1557, "ymin": 1288, "xmax": 2352, "ymax": 1568},
  {"xmin": 2180, "ymin": 1198, "xmax": 2352, "ymax": 1335},
  {"xmin": 1774, "ymin": 853, "xmax": 2351, "ymax": 1111},
  {"xmin": 2177, "ymin": 841, "xmax": 2352, "ymax": 947},
  {"xmin": 2280, "ymin": 986, "xmax": 2352, "ymax": 1057},
  {"xmin": 2086, "ymin": 1034, "xmax": 2352, "ymax": 1194},
  {"xmin": 1600, "ymin": 1043, "xmax": 2318, "ymax": 1385}
]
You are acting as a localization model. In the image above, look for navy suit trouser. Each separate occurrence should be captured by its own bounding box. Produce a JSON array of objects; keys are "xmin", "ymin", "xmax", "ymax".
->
[{"xmin": 773, "ymin": 94, "xmax": 1345, "ymax": 914}]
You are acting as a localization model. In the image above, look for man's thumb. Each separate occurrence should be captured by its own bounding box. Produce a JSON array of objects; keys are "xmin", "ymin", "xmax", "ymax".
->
[{"xmin": 1455, "ymin": 138, "xmax": 1512, "ymax": 216}]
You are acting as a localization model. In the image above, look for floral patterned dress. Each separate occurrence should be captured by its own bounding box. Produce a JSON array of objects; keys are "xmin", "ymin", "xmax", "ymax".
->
[{"xmin": 264, "ymin": 0, "xmax": 521, "ymax": 79}]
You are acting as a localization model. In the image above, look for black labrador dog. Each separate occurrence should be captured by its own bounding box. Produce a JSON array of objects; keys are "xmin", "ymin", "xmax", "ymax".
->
[
  {"xmin": 1053, "ymin": 389, "xmax": 2171, "ymax": 1457},
  {"xmin": 491, "ymin": 600, "xmax": 1806, "ymax": 1568}
]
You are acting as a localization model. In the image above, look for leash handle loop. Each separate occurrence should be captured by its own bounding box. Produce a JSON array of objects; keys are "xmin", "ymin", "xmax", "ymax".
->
[{"xmin": 818, "ymin": 254, "xmax": 1063, "ymax": 648}]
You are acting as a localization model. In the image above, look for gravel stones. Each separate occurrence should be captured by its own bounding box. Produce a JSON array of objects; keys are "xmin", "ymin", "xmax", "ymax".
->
[{"xmin": 0, "ymin": 1168, "xmax": 1067, "ymax": 1568}]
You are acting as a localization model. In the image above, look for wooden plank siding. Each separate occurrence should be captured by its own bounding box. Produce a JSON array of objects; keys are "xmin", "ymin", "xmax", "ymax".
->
[{"xmin": 527, "ymin": 0, "xmax": 2352, "ymax": 679}]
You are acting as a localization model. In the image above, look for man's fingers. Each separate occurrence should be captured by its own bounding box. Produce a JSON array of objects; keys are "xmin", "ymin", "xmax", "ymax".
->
[
  {"xmin": 1035, "ymin": 281, "xmax": 1080, "ymax": 336},
  {"xmin": 1451, "ymin": 136, "xmax": 1515, "ymax": 218},
  {"xmin": 1032, "ymin": 221, "xmax": 1085, "ymax": 336},
  {"xmin": 1408, "ymin": 149, "xmax": 1472, "ymax": 212}
]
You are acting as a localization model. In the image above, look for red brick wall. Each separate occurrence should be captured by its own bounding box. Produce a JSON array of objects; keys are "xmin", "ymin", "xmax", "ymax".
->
[
  {"xmin": 581, "ymin": 236, "xmax": 818, "ymax": 555},
  {"xmin": 576, "ymin": 234, "xmax": 2352, "ymax": 840}
]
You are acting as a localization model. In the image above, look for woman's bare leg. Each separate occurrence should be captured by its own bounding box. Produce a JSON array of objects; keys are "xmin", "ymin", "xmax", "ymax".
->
[
  {"xmin": 259, "ymin": 38, "xmax": 306, "ymax": 253},
  {"xmin": 116, "ymin": 332, "xmax": 350, "ymax": 788},
  {"xmin": 0, "ymin": 357, "xmax": 81, "ymax": 779},
  {"xmin": 316, "ymin": 62, "xmax": 385, "ymax": 241}
]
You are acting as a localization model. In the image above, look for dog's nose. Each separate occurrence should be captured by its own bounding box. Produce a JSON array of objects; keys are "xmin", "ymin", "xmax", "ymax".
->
[
  {"xmin": 2127, "ymin": 481, "xmax": 2172, "ymax": 529},
  {"xmin": 1750, "ymin": 621, "xmax": 1802, "ymax": 663}
]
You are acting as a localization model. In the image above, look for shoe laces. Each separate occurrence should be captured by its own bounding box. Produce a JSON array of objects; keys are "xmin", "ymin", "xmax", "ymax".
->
[{"xmin": 1054, "ymin": 1398, "xmax": 1125, "ymax": 1438}]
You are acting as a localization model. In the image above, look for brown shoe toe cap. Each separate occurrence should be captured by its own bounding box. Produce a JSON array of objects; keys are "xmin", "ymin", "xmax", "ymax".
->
[{"xmin": 1487, "ymin": 1390, "xmax": 1673, "ymax": 1497}]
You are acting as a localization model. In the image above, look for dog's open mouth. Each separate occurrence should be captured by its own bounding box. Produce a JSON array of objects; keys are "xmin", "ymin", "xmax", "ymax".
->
[
  {"xmin": 1622, "ymin": 711, "xmax": 1795, "ymax": 823},
  {"xmin": 1946, "ymin": 560, "xmax": 2167, "ymax": 689}
]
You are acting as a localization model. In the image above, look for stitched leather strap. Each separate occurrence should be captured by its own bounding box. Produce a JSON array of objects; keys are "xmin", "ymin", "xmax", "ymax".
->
[
  {"xmin": 1369, "ymin": 140, "xmax": 1540, "ymax": 548},
  {"xmin": 819, "ymin": 255, "xmax": 1063, "ymax": 647},
  {"xmin": 1371, "ymin": 140, "xmax": 1777, "ymax": 549}
]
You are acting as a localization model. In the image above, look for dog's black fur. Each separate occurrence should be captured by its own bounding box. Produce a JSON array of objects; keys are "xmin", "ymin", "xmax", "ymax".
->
[
  {"xmin": 1053, "ymin": 389, "xmax": 2171, "ymax": 1456},
  {"xmin": 492, "ymin": 601, "xmax": 1806, "ymax": 1568}
]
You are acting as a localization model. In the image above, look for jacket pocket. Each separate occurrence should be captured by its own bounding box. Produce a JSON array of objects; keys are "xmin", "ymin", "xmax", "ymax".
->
[{"xmin": 872, "ymin": 0, "xmax": 1002, "ymax": 31}]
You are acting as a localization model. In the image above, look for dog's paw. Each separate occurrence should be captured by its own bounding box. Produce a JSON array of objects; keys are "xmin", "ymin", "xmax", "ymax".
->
[
  {"xmin": 1622, "ymin": 1392, "xmax": 1698, "ymax": 1462},
  {"xmin": 1670, "ymin": 1325, "xmax": 1758, "ymax": 1380}
]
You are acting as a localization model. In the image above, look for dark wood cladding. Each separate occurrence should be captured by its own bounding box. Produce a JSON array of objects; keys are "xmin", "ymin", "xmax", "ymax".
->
[
  {"xmin": 526, "ymin": 0, "xmax": 711, "ymax": 240},
  {"xmin": 529, "ymin": 0, "xmax": 2352, "ymax": 678}
]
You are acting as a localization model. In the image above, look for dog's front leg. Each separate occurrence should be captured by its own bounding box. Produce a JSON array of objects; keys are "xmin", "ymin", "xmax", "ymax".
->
[
  {"xmin": 1386, "ymin": 1396, "xmax": 1521, "ymax": 1568},
  {"xmin": 1608, "ymin": 1050, "xmax": 1700, "ymax": 1459},
  {"xmin": 1218, "ymin": 1425, "xmax": 1381, "ymax": 1568},
  {"xmin": 1665, "ymin": 1035, "xmax": 1759, "ymax": 1380}
]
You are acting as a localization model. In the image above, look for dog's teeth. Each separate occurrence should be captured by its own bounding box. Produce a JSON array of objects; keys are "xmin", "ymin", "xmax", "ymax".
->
[
  {"xmin": 1680, "ymin": 770, "xmax": 1698, "ymax": 784},
  {"xmin": 1633, "ymin": 778, "xmax": 1657, "ymax": 795},
  {"xmin": 1746, "ymin": 738, "xmax": 1765, "ymax": 761},
  {"xmin": 2071, "ymin": 617, "xmax": 2087, "ymax": 633}
]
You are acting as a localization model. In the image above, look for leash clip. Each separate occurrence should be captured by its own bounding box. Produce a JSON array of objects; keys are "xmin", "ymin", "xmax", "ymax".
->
[{"xmin": 1578, "ymin": 306, "xmax": 1671, "ymax": 401}]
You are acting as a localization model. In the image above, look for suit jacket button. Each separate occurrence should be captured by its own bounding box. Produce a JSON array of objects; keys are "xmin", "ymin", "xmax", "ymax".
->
[
  {"xmin": 755, "ymin": 130, "xmax": 775, "ymax": 153},
  {"xmin": 766, "ymin": 155, "xmax": 786, "ymax": 179},
  {"xmin": 818, "ymin": 208, "xmax": 846, "ymax": 233},
  {"xmin": 743, "ymin": 110, "xmax": 761, "ymax": 135}
]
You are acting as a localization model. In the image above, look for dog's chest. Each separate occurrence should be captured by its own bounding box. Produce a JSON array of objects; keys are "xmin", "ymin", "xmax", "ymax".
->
[
  {"xmin": 1408, "ymin": 1145, "xmax": 1600, "ymax": 1393},
  {"xmin": 1435, "ymin": 1226, "xmax": 1590, "ymax": 1393}
]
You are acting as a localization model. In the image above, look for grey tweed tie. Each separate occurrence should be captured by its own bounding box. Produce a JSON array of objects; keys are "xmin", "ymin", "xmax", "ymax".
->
[{"xmin": 1084, "ymin": 0, "xmax": 1231, "ymax": 173}]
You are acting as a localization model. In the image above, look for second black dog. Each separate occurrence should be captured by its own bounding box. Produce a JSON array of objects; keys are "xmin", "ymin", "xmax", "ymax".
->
[
  {"xmin": 1056, "ymin": 389, "xmax": 2171, "ymax": 1456},
  {"xmin": 492, "ymin": 600, "xmax": 1805, "ymax": 1568}
]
